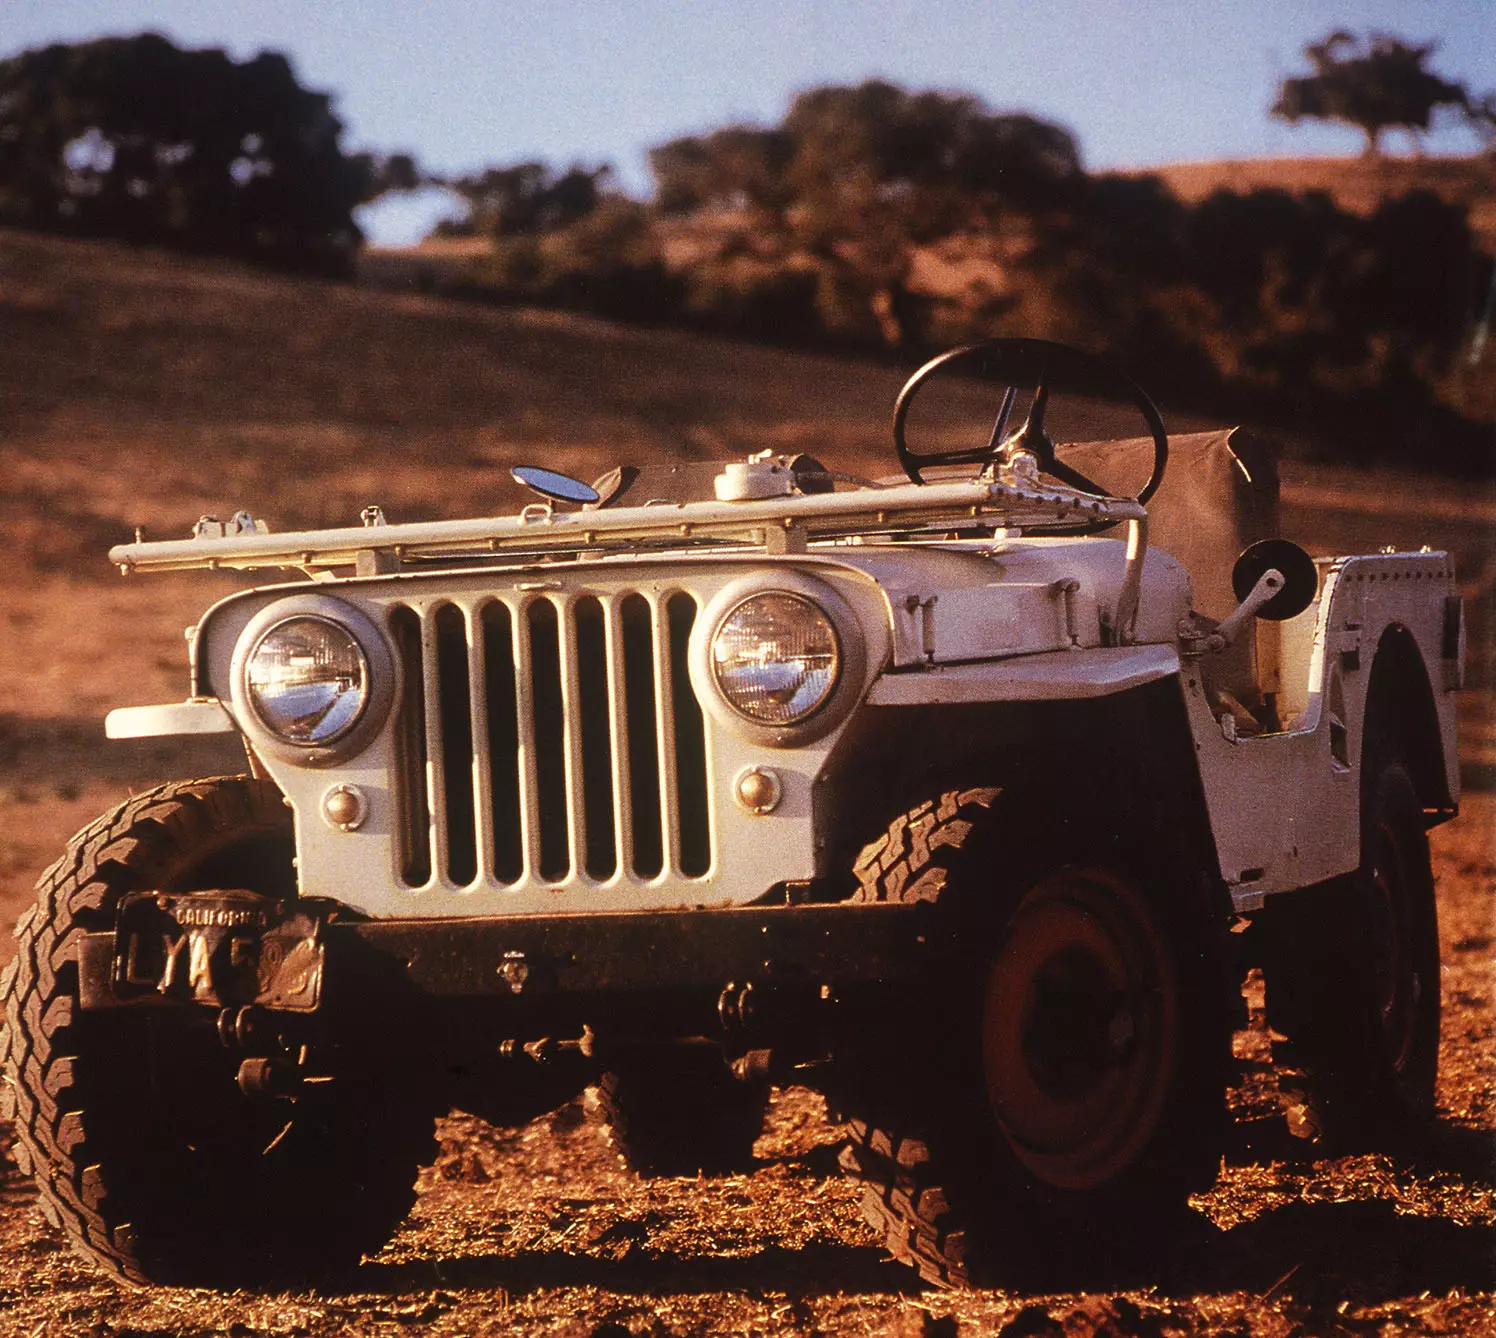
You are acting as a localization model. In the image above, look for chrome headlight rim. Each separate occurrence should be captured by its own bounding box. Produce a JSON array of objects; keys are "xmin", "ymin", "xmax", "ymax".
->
[
  {"xmin": 691, "ymin": 572, "xmax": 867, "ymax": 748},
  {"xmin": 229, "ymin": 594, "xmax": 397, "ymax": 766}
]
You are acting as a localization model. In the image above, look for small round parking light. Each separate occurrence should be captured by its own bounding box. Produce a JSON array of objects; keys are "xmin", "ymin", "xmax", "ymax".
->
[
  {"xmin": 322, "ymin": 784, "xmax": 368, "ymax": 831},
  {"xmin": 734, "ymin": 767, "xmax": 782, "ymax": 815}
]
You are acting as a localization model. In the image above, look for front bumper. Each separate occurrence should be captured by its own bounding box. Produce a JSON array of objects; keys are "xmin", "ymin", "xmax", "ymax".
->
[{"xmin": 76, "ymin": 899, "xmax": 950, "ymax": 1015}]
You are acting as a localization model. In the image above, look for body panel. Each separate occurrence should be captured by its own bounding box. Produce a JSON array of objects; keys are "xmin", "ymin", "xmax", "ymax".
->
[{"xmin": 1186, "ymin": 550, "xmax": 1459, "ymax": 910}]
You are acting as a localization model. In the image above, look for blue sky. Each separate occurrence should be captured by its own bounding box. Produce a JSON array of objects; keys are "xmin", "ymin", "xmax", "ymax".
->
[{"xmin": 10, "ymin": 1, "xmax": 1495, "ymax": 243}]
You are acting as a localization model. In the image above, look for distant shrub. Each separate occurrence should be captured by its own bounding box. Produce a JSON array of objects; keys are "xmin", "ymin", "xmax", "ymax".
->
[{"xmin": 470, "ymin": 197, "xmax": 682, "ymax": 323}]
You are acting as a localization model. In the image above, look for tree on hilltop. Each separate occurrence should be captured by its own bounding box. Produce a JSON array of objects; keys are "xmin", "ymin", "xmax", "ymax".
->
[
  {"xmin": 0, "ymin": 32, "xmax": 408, "ymax": 272},
  {"xmin": 649, "ymin": 126, "xmax": 794, "ymax": 218},
  {"xmin": 1467, "ymin": 92, "xmax": 1496, "ymax": 152},
  {"xmin": 1271, "ymin": 31, "xmax": 1471, "ymax": 155},
  {"xmin": 438, "ymin": 161, "xmax": 609, "ymax": 238}
]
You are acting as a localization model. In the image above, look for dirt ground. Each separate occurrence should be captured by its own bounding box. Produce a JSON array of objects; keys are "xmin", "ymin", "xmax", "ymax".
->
[
  {"xmin": 0, "ymin": 230, "xmax": 1492, "ymax": 1334},
  {"xmin": 0, "ymin": 798, "xmax": 1488, "ymax": 1337}
]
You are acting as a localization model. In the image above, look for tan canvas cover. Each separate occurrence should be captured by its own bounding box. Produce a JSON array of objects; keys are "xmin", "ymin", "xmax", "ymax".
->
[{"xmin": 1058, "ymin": 427, "xmax": 1279, "ymax": 619}]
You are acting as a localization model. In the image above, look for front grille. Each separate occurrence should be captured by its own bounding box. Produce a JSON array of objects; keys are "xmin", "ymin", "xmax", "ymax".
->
[{"xmin": 391, "ymin": 591, "xmax": 711, "ymax": 890}]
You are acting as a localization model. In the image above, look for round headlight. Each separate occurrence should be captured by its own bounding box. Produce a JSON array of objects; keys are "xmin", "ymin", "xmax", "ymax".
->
[
  {"xmin": 245, "ymin": 616, "xmax": 369, "ymax": 746},
  {"xmin": 711, "ymin": 592, "xmax": 841, "ymax": 725}
]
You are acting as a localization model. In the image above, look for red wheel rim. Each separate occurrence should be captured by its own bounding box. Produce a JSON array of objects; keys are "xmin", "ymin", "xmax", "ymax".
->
[{"xmin": 982, "ymin": 868, "xmax": 1177, "ymax": 1190}]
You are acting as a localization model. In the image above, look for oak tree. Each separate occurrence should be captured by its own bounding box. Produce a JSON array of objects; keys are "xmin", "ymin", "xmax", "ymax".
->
[
  {"xmin": 0, "ymin": 32, "xmax": 392, "ymax": 272},
  {"xmin": 1271, "ymin": 31, "xmax": 1471, "ymax": 155}
]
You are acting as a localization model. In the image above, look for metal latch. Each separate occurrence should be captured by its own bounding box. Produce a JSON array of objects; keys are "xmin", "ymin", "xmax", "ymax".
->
[{"xmin": 905, "ymin": 594, "xmax": 939, "ymax": 661}]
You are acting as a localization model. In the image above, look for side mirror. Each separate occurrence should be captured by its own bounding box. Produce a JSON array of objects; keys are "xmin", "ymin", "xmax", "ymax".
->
[
  {"xmin": 1231, "ymin": 539, "xmax": 1318, "ymax": 621},
  {"xmin": 1209, "ymin": 540, "xmax": 1318, "ymax": 651},
  {"xmin": 511, "ymin": 465, "xmax": 601, "ymax": 507}
]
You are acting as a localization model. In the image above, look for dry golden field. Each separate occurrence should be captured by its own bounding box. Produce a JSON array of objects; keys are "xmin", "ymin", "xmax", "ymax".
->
[{"xmin": 0, "ymin": 227, "xmax": 1491, "ymax": 1335}]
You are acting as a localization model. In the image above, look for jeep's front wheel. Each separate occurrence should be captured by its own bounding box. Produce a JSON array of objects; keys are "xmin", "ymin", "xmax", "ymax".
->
[
  {"xmin": 836, "ymin": 789, "xmax": 1232, "ymax": 1287},
  {"xmin": 0, "ymin": 777, "xmax": 437, "ymax": 1286}
]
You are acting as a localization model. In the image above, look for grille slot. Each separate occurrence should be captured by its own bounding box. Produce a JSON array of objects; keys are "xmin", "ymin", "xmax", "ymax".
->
[
  {"xmin": 392, "ymin": 591, "xmax": 711, "ymax": 890},
  {"xmin": 391, "ymin": 605, "xmax": 431, "ymax": 887},
  {"xmin": 620, "ymin": 595, "xmax": 663, "ymax": 878},
  {"xmin": 668, "ymin": 593, "xmax": 711, "ymax": 877},
  {"xmin": 481, "ymin": 603, "xmax": 523, "ymax": 882},
  {"xmin": 575, "ymin": 598, "xmax": 617, "ymax": 880},
  {"xmin": 528, "ymin": 601, "xmax": 569, "ymax": 882},
  {"xmin": 434, "ymin": 605, "xmax": 477, "ymax": 886}
]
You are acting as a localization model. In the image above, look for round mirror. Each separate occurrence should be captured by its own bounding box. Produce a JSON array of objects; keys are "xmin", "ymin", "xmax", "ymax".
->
[
  {"xmin": 511, "ymin": 464, "xmax": 601, "ymax": 506},
  {"xmin": 1232, "ymin": 539, "xmax": 1319, "ymax": 621}
]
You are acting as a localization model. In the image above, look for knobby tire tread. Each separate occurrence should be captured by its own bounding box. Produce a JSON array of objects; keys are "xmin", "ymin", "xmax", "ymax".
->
[
  {"xmin": 1264, "ymin": 747, "xmax": 1440, "ymax": 1148},
  {"xmin": 0, "ymin": 777, "xmax": 435, "ymax": 1286},
  {"xmin": 836, "ymin": 786, "xmax": 1232, "ymax": 1288}
]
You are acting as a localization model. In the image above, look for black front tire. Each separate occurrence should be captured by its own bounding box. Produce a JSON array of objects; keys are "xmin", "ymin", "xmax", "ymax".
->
[
  {"xmin": 0, "ymin": 778, "xmax": 438, "ymax": 1287},
  {"xmin": 834, "ymin": 787, "xmax": 1233, "ymax": 1287}
]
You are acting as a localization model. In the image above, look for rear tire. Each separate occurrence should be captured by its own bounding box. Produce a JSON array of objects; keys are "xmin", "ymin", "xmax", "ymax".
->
[
  {"xmin": 0, "ymin": 778, "xmax": 437, "ymax": 1286},
  {"xmin": 834, "ymin": 788, "xmax": 1233, "ymax": 1287},
  {"xmin": 1263, "ymin": 751, "xmax": 1440, "ymax": 1146},
  {"xmin": 589, "ymin": 1046, "xmax": 769, "ymax": 1176}
]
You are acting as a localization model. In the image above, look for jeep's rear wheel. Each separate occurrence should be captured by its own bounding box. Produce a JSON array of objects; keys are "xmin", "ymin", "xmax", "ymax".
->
[
  {"xmin": 836, "ymin": 789, "xmax": 1232, "ymax": 1287},
  {"xmin": 589, "ymin": 1046, "xmax": 769, "ymax": 1176},
  {"xmin": 0, "ymin": 778, "xmax": 437, "ymax": 1286},
  {"xmin": 1263, "ymin": 752, "xmax": 1440, "ymax": 1146}
]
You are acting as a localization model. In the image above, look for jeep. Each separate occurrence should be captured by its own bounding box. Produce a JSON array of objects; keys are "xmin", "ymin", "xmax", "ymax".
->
[{"xmin": 1, "ymin": 339, "xmax": 1461, "ymax": 1287}]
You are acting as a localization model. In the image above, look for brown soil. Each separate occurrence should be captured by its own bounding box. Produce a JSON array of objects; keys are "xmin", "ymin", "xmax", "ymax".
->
[
  {"xmin": 0, "ymin": 229, "xmax": 1491, "ymax": 1334},
  {"xmin": 0, "ymin": 800, "xmax": 1488, "ymax": 1336}
]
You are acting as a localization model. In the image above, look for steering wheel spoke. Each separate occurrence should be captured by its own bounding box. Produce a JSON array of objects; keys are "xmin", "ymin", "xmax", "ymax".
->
[
  {"xmin": 1018, "ymin": 377, "xmax": 1051, "ymax": 454},
  {"xmin": 1042, "ymin": 457, "xmax": 1109, "ymax": 498},
  {"xmin": 891, "ymin": 339, "xmax": 1168, "ymax": 513},
  {"xmin": 899, "ymin": 445, "xmax": 1011, "ymax": 472},
  {"xmin": 984, "ymin": 385, "xmax": 1019, "ymax": 457}
]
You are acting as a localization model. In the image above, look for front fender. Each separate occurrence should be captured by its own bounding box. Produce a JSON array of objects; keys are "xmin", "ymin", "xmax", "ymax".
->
[{"xmin": 864, "ymin": 644, "xmax": 1181, "ymax": 706}]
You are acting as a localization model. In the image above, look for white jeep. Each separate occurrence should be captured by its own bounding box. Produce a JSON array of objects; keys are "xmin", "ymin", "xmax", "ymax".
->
[{"xmin": 1, "ymin": 339, "xmax": 1461, "ymax": 1287}]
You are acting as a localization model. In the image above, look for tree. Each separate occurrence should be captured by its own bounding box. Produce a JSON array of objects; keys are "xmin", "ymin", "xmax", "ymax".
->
[
  {"xmin": 0, "ymin": 32, "xmax": 391, "ymax": 272},
  {"xmin": 649, "ymin": 127, "xmax": 794, "ymax": 217},
  {"xmin": 1271, "ymin": 31, "xmax": 1471, "ymax": 155},
  {"xmin": 1467, "ymin": 91, "xmax": 1496, "ymax": 151},
  {"xmin": 353, "ymin": 151, "xmax": 420, "ymax": 202},
  {"xmin": 440, "ymin": 161, "xmax": 609, "ymax": 237},
  {"xmin": 646, "ymin": 80, "xmax": 1080, "ymax": 344}
]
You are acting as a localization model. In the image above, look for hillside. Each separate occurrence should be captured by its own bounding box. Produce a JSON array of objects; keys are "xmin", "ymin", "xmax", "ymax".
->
[
  {"xmin": 364, "ymin": 152, "xmax": 1496, "ymax": 441},
  {"xmin": 1135, "ymin": 154, "xmax": 1496, "ymax": 251},
  {"xmin": 3, "ymin": 219, "xmax": 1490, "ymax": 830}
]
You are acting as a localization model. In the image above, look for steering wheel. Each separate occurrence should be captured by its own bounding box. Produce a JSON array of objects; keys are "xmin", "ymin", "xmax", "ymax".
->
[{"xmin": 892, "ymin": 338, "xmax": 1169, "ymax": 506}]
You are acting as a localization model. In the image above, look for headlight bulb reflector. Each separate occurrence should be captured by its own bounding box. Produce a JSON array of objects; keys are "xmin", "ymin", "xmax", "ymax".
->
[
  {"xmin": 245, "ymin": 616, "xmax": 369, "ymax": 745},
  {"xmin": 711, "ymin": 593, "xmax": 841, "ymax": 724}
]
